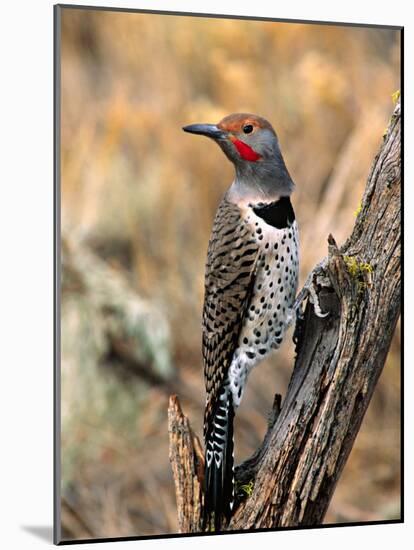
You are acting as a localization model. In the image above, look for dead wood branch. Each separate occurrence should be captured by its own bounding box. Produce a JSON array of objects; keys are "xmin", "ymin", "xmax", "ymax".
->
[{"xmin": 168, "ymin": 395, "xmax": 205, "ymax": 533}]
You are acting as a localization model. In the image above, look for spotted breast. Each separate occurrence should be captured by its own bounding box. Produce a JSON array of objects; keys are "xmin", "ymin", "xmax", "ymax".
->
[{"xmin": 228, "ymin": 197, "xmax": 299, "ymax": 407}]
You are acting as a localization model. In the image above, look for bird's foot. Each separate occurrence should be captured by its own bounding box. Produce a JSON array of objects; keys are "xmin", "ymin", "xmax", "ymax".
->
[{"xmin": 293, "ymin": 259, "xmax": 330, "ymax": 320}]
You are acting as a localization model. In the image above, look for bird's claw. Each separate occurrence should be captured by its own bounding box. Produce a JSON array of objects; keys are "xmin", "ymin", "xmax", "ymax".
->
[
  {"xmin": 293, "ymin": 262, "xmax": 330, "ymax": 319},
  {"xmin": 308, "ymin": 280, "xmax": 329, "ymax": 318}
]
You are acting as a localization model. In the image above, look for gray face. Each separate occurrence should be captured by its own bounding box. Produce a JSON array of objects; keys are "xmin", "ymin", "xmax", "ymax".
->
[
  {"xmin": 183, "ymin": 113, "xmax": 295, "ymax": 198},
  {"xmin": 244, "ymin": 128, "xmax": 279, "ymax": 158},
  {"xmin": 182, "ymin": 123, "xmax": 278, "ymax": 166},
  {"xmin": 225, "ymin": 127, "xmax": 280, "ymax": 165}
]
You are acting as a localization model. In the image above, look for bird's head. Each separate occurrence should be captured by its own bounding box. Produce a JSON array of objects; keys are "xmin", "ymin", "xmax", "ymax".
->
[{"xmin": 183, "ymin": 113, "xmax": 294, "ymax": 198}]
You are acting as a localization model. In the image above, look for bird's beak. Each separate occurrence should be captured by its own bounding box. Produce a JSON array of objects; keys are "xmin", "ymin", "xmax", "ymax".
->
[{"xmin": 182, "ymin": 123, "xmax": 226, "ymax": 140}]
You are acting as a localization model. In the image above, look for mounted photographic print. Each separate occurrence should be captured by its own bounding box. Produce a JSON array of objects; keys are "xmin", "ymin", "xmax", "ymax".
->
[{"xmin": 54, "ymin": 4, "xmax": 403, "ymax": 544}]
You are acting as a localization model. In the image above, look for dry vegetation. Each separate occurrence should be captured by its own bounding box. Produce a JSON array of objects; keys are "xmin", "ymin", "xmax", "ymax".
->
[{"xmin": 59, "ymin": 7, "xmax": 401, "ymax": 540}]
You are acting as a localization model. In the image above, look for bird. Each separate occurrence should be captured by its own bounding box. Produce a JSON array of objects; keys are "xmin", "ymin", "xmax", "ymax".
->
[{"xmin": 183, "ymin": 113, "xmax": 299, "ymax": 532}]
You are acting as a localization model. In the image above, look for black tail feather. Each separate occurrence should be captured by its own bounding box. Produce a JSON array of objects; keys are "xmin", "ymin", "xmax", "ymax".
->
[{"xmin": 203, "ymin": 395, "xmax": 235, "ymax": 532}]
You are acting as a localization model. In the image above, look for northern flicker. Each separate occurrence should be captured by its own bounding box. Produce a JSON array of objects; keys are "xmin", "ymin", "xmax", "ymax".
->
[{"xmin": 183, "ymin": 113, "xmax": 300, "ymax": 532}]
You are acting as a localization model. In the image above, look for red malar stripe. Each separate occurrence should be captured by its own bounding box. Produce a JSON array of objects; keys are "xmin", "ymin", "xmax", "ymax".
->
[{"xmin": 233, "ymin": 139, "xmax": 262, "ymax": 162}]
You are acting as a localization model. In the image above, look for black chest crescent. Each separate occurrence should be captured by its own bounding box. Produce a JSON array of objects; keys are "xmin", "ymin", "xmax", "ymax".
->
[{"xmin": 252, "ymin": 196, "xmax": 295, "ymax": 229}]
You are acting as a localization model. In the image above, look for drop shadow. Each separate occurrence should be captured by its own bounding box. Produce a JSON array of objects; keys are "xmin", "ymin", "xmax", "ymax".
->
[{"xmin": 21, "ymin": 525, "xmax": 53, "ymax": 543}]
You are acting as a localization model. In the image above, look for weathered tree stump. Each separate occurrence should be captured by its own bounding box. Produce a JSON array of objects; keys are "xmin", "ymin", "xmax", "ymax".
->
[{"xmin": 168, "ymin": 98, "xmax": 401, "ymax": 532}]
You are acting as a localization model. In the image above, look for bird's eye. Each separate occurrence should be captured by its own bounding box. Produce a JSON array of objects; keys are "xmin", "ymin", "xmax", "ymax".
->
[{"xmin": 243, "ymin": 124, "xmax": 254, "ymax": 134}]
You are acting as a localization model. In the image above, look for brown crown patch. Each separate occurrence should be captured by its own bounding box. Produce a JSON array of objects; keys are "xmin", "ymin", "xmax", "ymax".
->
[{"xmin": 217, "ymin": 113, "xmax": 276, "ymax": 135}]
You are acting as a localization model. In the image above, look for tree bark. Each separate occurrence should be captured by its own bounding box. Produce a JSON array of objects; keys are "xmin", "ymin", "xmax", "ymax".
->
[
  {"xmin": 168, "ymin": 98, "xmax": 401, "ymax": 532},
  {"xmin": 168, "ymin": 395, "xmax": 205, "ymax": 533}
]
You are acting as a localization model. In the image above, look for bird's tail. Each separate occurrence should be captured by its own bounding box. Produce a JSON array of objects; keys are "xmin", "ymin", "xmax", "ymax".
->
[{"xmin": 203, "ymin": 393, "xmax": 235, "ymax": 532}]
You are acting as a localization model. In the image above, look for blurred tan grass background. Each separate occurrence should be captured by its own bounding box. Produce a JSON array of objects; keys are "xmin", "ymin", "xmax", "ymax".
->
[{"xmin": 59, "ymin": 7, "xmax": 401, "ymax": 540}]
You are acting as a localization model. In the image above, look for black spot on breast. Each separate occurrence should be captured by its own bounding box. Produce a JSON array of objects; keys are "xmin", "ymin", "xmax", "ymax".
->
[
  {"xmin": 253, "ymin": 197, "xmax": 295, "ymax": 229},
  {"xmin": 246, "ymin": 351, "xmax": 255, "ymax": 359}
]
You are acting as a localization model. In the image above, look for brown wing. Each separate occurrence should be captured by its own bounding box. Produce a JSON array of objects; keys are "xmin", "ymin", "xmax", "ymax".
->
[{"xmin": 202, "ymin": 198, "xmax": 259, "ymax": 428}]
